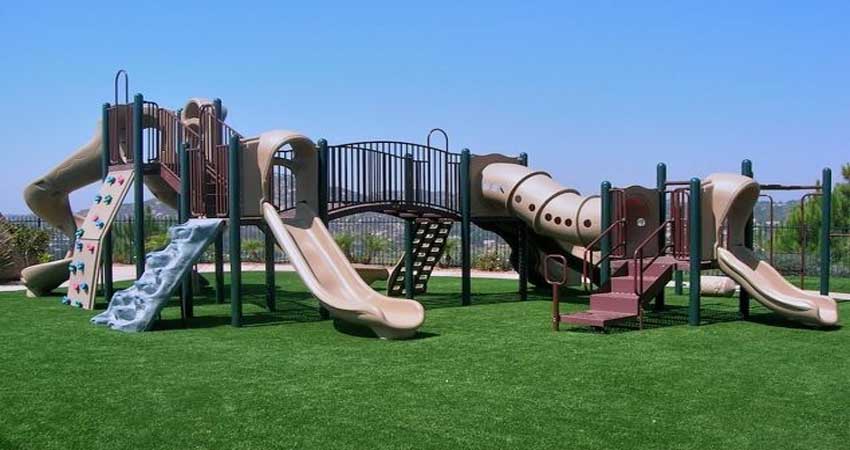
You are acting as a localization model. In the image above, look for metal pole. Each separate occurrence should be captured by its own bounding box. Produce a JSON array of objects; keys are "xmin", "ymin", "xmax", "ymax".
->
[
  {"xmin": 688, "ymin": 177, "xmax": 702, "ymax": 326},
  {"xmin": 600, "ymin": 181, "xmax": 612, "ymax": 288},
  {"xmin": 460, "ymin": 149, "xmax": 472, "ymax": 306},
  {"xmin": 179, "ymin": 126, "xmax": 193, "ymax": 321},
  {"xmin": 655, "ymin": 163, "xmax": 666, "ymax": 309},
  {"xmin": 132, "ymin": 93, "xmax": 145, "ymax": 279},
  {"xmin": 740, "ymin": 159, "xmax": 753, "ymax": 319},
  {"xmin": 518, "ymin": 152, "xmax": 528, "ymax": 301},
  {"xmin": 101, "ymin": 103, "xmax": 114, "ymax": 302},
  {"xmin": 404, "ymin": 152, "xmax": 415, "ymax": 299},
  {"xmin": 264, "ymin": 224, "xmax": 276, "ymax": 311},
  {"xmin": 317, "ymin": 138, "xmax": 330, "ymax": 318},
  {"xmin": 229, "ymin": 136, "xmax": 242, "ymax": 327},
  {"xmin": 820, "ymin": 168, "xmax": 832, "ymax": 296}
]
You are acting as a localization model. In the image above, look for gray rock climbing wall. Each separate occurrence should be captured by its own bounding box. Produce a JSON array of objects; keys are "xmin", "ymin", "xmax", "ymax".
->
[{"xmin": 91, "ymin": 218, "xmax": 225, "ymax": 332}]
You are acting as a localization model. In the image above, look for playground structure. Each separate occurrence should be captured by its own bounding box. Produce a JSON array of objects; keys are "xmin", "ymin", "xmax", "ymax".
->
[{"xmin": 18, "ymin": 72, "xmax": 841, "ymax": 337}]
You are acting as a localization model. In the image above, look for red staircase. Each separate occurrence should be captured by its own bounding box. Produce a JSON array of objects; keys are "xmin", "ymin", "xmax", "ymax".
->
[{"xmin": 560, "ymin": 257, "xmax": 677, "ymax": 329}]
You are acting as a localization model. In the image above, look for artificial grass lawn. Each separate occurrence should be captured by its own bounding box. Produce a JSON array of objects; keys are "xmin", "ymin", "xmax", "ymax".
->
[{"xmin": 1, "ymin": 273, "xmax": 849, "ymax": 450}]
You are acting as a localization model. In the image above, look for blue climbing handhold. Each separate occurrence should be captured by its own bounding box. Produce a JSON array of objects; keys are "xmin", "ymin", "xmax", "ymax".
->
[
  {"xmin": 68, "ymin": 263, "xmax": 77, "ymax": 274},
  {"xmin": 76, "ymin": 242, "xmax": 84, "ymax": 251},
  {"xmin": 95, "ymin": 221, "xmax": 105, "ymax": 229},
  {"xmin": 61, "ymin": 296, "xmax": 71, "ymax": 305},
  {"xmin": 73, "ymin": 301, "xmax": 83, "ymax": 308},
  {"xmin": 94, "ymin": 195, "xmax": 102, "ymax": 204},
  {"xmin": 103, "ymin": 195, "xmax": 113, "ymax": 205},
  {"xmin": 75, "ymin": 229, "xmax": 85, "ymax": 238},
  {"xmin": 76, "ymin": 262, "xmax": 85, "ymax": 272},
  {"xmin": 80, "ymin": 283, "xmax": 89, "ymax": 292},
  {"xmin": 106, "ymin": 176, "xmax": 116, "ymax": 185}
]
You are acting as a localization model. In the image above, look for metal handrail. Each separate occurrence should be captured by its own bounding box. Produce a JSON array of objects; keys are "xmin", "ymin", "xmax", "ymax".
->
[
  {"xmin": 632, "ymin": 219, "xmax": 673, "ymax": 296},
  {"xmin": 426, "ymin": 128, "xmax": 449, "ymax": 153},
  {"xmin": 114, "ymin": 70, "xmax": 129, "ymax": 105},
  {"xmin": 581, "ymin": 218, "xmax": 627, "ymax": 291}
]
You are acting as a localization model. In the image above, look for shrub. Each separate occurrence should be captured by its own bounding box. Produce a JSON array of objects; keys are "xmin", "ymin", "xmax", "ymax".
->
[
  {"xmin": 361, "ymin": 234, "xmax": 390, "ymax": 264},
  {"xmin": 334, "ymin": 233, "xmax": 355, "ymax": 260},
  {"xmin": 242, "ymin": 239, "xmax": 264, "ymax": 262},
  {"xmin": 473, "ymin": 250, "xmax": 511, "ymax": 271}
]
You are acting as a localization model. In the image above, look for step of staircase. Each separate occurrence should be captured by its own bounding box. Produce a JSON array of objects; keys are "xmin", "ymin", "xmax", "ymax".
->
[{"xmin": 560, "ymin": 310, "xmax": 637, "ymax": 328}]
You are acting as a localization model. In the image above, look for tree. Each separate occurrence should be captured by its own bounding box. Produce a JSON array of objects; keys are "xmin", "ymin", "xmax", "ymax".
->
[{"xmin": 334, "ymin": 233, "xmax": 355, "ymax": 260}]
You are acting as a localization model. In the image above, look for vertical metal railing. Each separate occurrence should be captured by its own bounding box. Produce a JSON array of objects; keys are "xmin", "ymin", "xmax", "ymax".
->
[
  {"xmin": 326, "ymin": 141, "xmax": 463, "ymax": 216},
  {"xmin": 269, "ymin": 147, "xmax": 296, "ymax": 213},
  {"xmin": 197, "ymin": 106, "xmax": 242, "ymax": 217}
]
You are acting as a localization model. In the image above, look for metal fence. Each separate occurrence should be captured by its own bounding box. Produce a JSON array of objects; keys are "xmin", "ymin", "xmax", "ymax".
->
[{"xmin": 4, "ymin": 214, "xmax": 514, "ymax": 270}]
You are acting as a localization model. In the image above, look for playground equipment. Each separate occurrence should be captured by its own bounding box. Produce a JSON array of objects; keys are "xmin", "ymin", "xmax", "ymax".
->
[
  {"xmin": 92, "ymin": 219, "xmax": 225, "ymax": 331},
  {"xmin": 19, "ymin": 71, "xmax": 840, "ymax": 337}
]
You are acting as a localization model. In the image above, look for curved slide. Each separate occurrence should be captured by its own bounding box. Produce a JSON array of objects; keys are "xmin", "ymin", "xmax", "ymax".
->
[
  {"xmin": 262, "ymin": 202, "xmax": 425, "ymax": 339},
  {"xmin": 707, "ymin": 174, "xmax": 838, "ymax": 326}
]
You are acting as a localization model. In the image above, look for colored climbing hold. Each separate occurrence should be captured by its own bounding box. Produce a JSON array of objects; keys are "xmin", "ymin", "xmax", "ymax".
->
[
  {"xmin": 103, "ymin": 195, "xmax": 113, "ymax": 205},
  {"xmin": 72, "ymin": 283, "xmax": 80, "ymax": 293},
  {"xmin": 76, "ymin": 262, "xmax": 85, "ymax": 272},
  {"xmin": 68, "ymin": 263, "xmax": 77, "ymax": 274},
  {"xmin": 86, "ymin": 244, "xmax": 96, "ymax": 254},
  {"xmin": 75, "ymin": 229, "xmax": 85, "ymax": 238},
  {"xmin": 95, "ymin": 221, "xmax": 105, "ymax": 229},
  {"xmin": 94, "ymin": 194, "xmax": 102, "ymax": 204},
  {"xmin": 61, "ymin": 296, "xmax": 71, "ymax": 305},
  {"xmin": 92, "ymin": 215, "xmax": 99, "ymax": 222},
  {"xmin": 106, "ymin": 175, "xmax": 116, "ymax": 185},
  {"xmin": 76, "ymin": 241, "xmax": 84, "ymax": 251},
  {"xmin": 117, "ymin": 176, "xmax": 125, "ymax": 185},
  {"xmin": 73, "ymin": 301, "xmax": 83, "ymax": 308},
  {"xmin": 80, "ymin": 283, "xmax": 89, "ymax": 293}
]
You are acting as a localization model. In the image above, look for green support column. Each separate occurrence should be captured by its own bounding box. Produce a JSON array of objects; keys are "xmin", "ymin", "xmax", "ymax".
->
[
  {"xmin": 599, "ymin": 181, "xmax": 612, "ymax": 289},
  {"xmin": 214, "ymin": 232, "xmax": 225, "ymax": 304},
  {"xmin": 655, "ymin": 163, "xmax": 666, "ymax": 310},
  {"xmin": 100, "ymin": 103, "xmax": 114, "ymax": 302},
  {"xmin": 740, "ymin": 159, "xmax": 753, "ymax": 319},
  {"xmin": 264, "ymin": 224, "xmax": 276, "ymax": 311},
  {"xmin": 179, "ymin": 127, "xmax": 193, "ymax": 321},
  {"xmin": 688, "ymin": 177, "xmax": 702, "ymax": 326},
  {"xmin": 517, "ymin": 152, "xmax": 529, "ymax": 301},
  {"xmin": 132, "ymin": 94, "xmax": 145, "ymax": 279},
  {"xmin": 460, "ymin": 149, "xmax": 472, "ymax": 306},
  {"xmin": 403, "ymin": 152, "xmax": 415, "ymax": 299},
  {"xmin": 316, "ymin": 139, "xmax": 330, "ymax": 318},
  {"xmin": 820, "ymin": 168, "xmax": 832, "ymax": 296},
  {"xmin": 229, "ymin": 136, "xmax": 242, "ymax": 327}
]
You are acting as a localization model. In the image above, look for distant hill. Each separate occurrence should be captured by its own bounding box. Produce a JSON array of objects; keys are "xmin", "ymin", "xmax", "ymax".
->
[{"xmin": 78, "ymin": 198, "xmax": 176, "ymax": 218}]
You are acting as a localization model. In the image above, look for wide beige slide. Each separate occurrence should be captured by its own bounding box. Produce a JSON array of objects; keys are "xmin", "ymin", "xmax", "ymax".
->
[
  {"xmin": 262, "ymin": 202, "xmax": 425, "ymax": 339},
  {"xmin": 708, "ymin": 174, "xmax": 838, "ymax": 326}
]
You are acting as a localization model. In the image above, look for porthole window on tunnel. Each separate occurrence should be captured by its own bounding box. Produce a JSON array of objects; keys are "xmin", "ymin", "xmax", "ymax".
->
[
  {"xmin": 565, "ymin": 219, "xmax": 573, "ymax": 227},
  {"xmin": 514, "ymin": 195, "xmax": 522, "ymax": 203},
  {"xmin": 583, "ymin": 219, "xmax": 592, "ymax": 228},
  {"xmin": 554, "ymin": 217, "xmax": 561, "ymax": 225},
  {"xmin": 529, "ymin": 204, "xmax": 536, "ymax": 212},
  {"xmin": 545, "ymin": 213, "xmax": 552, "ymax": 221}
]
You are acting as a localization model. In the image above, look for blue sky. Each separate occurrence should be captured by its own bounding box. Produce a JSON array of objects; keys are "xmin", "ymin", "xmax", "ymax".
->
[{"xmin": 1, "ymin": 1, "xmax": 848, "ymax": 213}]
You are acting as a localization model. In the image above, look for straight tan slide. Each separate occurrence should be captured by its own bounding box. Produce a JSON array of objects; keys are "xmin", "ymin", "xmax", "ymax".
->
[{"xmin": 262, "ymin": 201, "xmax": 425, "ymax": 339}]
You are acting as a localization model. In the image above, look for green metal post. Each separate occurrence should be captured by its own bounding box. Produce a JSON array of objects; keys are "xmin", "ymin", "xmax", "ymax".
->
[
  {"xmin": 674, "ymin": 271, "xmax": 683, "ymax": 295},
  {"xmin": 688, "ymin": 177, "xmax": 702, "ymax": 326},
  {"xmin": 600, "ymin": 181, "xmax": 612, "ymax": 289},
  {"xmin": 517, "ymin": 152, "xmax": 528, "ymax": 301},
  {"xmin": 264, "ymin": 224, "xmax": 276, "ymax": 311},
  {"xmin": 100, "ymin": 103, "xmax": 114, "ymax": 302},
  {"xmin": 460, "ymin": 149, "xmax": 472, "ymax": 306},
  {"xmin": 214, "ymin": 232, "xmax": 225, "ymax": 304},
  {"xmin": 655, "ymin": 163, "xmax": 666, "ymax": 310},
  {"xmin": 179, "ymin": 123, "xmax": 193, "ymax": 321},
  {"xmin": 229, "ymin": 136, "xmax": 242, "ymax": 327},
  {"xmin": 740, "ymin": 160, "xmax": 754, "ymax": 318},
  {"xmin": 317, "ymin": 139, "xmax": 330, "ymax": 318},
  {"xmin": 404, "ymin": 152, "xmax": 415, "ymax": 299},
  {"xmin": 132, "ymin": 93, "xmax": 145, "ymax": 279},
  {"xmin": 820, "ymin": 168, "xmax": 832, "ymax": 296},
  {"xmin": 317, "ymin": 139, "xmax": 329, "ymax": 224}
]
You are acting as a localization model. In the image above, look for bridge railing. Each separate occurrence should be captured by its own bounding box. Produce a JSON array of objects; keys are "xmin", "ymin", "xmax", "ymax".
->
[
  {"xmin": 198, "ymin": 106, "xmax": 242, "ymax": 217},
  {"xmin": 326, "ymin": 141, "xmax": 462, "ymax": 216},
  {"xmin": 268, "ymin": 146, "xmax": 296, "ymax": 214}
]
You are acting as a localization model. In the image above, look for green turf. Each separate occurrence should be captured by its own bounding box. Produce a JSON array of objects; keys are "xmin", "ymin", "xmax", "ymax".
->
[{"xmin": 1, "ymin": 273, "xmax": 849, "ymax": 450}]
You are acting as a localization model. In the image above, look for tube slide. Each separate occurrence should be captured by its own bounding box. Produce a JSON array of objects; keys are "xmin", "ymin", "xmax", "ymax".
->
[
  {"xmin": 92, "ymin": 219, "xmax": 225, "ymax": 332},
  {"xmin": 481, "ymin": 163, "xmax": 601, "ymax": 248},
  {"xmin": 707, "ymin": 174, "xmax": 838, "ymax": 326},
  {"xmin": 262, "ymin": 202, "xmax": 425, "ymax": 339}
]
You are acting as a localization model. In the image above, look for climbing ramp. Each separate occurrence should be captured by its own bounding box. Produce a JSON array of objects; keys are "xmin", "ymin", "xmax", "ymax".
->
[
  {"xmin": 64, "ymin": 169, "xmax": 135, "ymax": 309},
  {"xmin": 92, "ymin": 218, "xmax": 225, "ymax": 332},
  {"xmin": 387, "ymin": 219, "xmax": 454, "ymax": 296}
]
